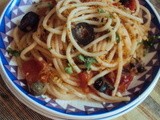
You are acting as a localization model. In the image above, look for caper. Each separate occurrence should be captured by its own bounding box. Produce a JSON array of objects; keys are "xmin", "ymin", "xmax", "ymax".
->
[{"xmin": 30, "ymin": 81, "xmax": 45, "ymax": 96}]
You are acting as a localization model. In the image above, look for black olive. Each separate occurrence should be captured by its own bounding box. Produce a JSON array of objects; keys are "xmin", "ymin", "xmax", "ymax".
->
[
  {"xmin": 119, "ymin": 0, "xmax": 129, "ymax": 5},
  {"xmin": 93, "ymin": 77, "xmax": 114, "ymax": 93},
  {"xmin": 99, "ymin": 82, "xmax": 108, "ymax": 92},
  {"xmin": 94, "ymin": 78, "xmax": 104, "ymax": 91},
  {"xmin": 137, "ymin": 65, "xmax": 145, "ymax": 73},
  {"xmin": 105, "ymin": 81, "xmax": 115, "ymax": 91},
  {"xmin": 129, "ymin": 58, "xmax": 137, "ymax": 68},
  {"xmin": 72, "ymin": 22, "xmax": 95, "ymax": 46},
  {"xmin": 130, "ymin": 58, "xmax": 146, "ymax": 73},
  {"xmin": 30, "ymin": 81, "xmax": 45, "ymax": 96},
  {"xmin": 19, "ymin": 12, "xmax": 39, "ymax": 32}
]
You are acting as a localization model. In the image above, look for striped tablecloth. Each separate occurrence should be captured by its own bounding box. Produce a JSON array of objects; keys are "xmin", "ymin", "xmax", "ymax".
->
[{"xmin": 0, "ymin": 0, "xmax": 160, "ymax": 120}]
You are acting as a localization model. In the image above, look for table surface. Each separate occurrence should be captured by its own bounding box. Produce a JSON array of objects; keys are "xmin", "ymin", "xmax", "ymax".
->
[{"xmin": 0, "ymin": 0, "xmax": 160, "ymax": 120}]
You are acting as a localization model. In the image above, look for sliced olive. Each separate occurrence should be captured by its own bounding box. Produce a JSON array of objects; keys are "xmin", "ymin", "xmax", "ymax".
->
[
  {"xmin": 130, "ymin": 58, "xmax": 146, "ymax": 73},
  {"xmin": 93, "ymin": 78, "xmax": 104, "ymax": 91},
  {"xmin": 19, "ymin": 12, "xmax": 39, "ymax": 32},
  {"xmin": 93, "ymin": 77, "xmax": 114, "ymax": 93},
  {"xmin": 72, "ymin": 22, "xmax": 95, "ymax": 46},
  {"xmin": 137, "ymin": 65, "xmax": 145, "ymax": 73},
  {"xmin": 99, "ymin": 82, "xmax": 108, "ymax": 92},
  {"xmin": 105, "ymin": 81, "xmax": 115, "ymax": 91},
  {"xmin": 30, "ymin": 81, "xmax": 45, "ymax": 96},
  {"xmin": 119, "ymin": 0, "xmax": 129, "ymax": 5}
]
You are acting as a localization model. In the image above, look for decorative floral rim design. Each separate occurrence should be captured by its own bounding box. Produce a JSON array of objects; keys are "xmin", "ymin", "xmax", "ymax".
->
[{"xmin": 0, "ymin": 0, "xmax": 160, "ymax": 119}]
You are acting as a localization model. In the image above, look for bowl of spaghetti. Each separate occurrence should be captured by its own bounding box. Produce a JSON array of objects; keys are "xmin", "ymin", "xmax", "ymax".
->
[{"xmin": 0, "ymin": 0, "xmax": 160, "ymax": 119}]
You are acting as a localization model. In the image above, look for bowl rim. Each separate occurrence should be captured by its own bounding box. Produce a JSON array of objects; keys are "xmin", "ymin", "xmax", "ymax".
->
[
  {"xmin": 0, "ymin": 0, "xmax": 160, "ymax": 119},
  {"xmin": 2, "ymin": 71, "xmax": 154, "ymax": 120},
  {"xmin": 1, "ymin": 61, "xmax": 157, "ymax": 120}
]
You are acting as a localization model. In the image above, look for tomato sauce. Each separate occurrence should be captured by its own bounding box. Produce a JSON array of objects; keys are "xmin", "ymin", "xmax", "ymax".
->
[
  {"xmin": 105, "ymin": 71, "xmax": 134, "ymax": 93},
  {"xmin": 78, "ymin": 71, "xmax": 93, "ymax": 93},
  {"xmin": 22, "ymin": 59, "xmax": 51, "ymax": 85}
]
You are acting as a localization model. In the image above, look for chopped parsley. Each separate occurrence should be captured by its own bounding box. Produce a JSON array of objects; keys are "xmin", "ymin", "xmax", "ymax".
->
[
  {"xmin": 142, "ymin": 35, "xmax": 160, "ymax": 48},
  {"xmin": 98, "ymin": 8, "xmax": 105, "ymax": 13},
  {"xmin": 116, "ymin": 33, "xmax": 120, "ymax": 43},
  {"xmin": 65, "ymin": 64, "xmax": 73, "ymax": 74},
  {"xmin": 77, "ymin": 54, "xmax": 97, "ymax": 70},
  {"xmin": 97, "ymin": 8, "xmax": 112, "ymax": 18},
  {"xmin": 48, "ymin": 47, "xmax": 52, "ymax": 50},
  {"xmin": 142, "ymin": 40, "xmax": 154, "ymax": 48},
  {"xmin": 105, "ymin": 13, "xmax": 112, "ymax": 18},
  {"xmin": 47, "ymin": 3, "xmax": 53, "ymax": 10},
  {"xmin": 7, "ymin": 48, "xmax": 21, "ymax": 57},
  {"xmin": 85, "ymin": 57, "xmax": 97, "ymax": 70},
  {"xmin": 150, "ymin": 35, "xmax": 160, "ymax": 40},
  {"xmin": 77, "ymin": 54, "xmax": 85, "ymax": 62}
]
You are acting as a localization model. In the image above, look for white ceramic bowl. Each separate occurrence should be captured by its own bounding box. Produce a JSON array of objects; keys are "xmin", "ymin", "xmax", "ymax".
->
[{"xmin": 0, "ymin": 0, "xmax": 160, "ymax": 119}]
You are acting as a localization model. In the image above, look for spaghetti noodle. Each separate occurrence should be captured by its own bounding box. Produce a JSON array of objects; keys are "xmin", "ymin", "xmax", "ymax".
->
[{"xmin": 11, "ymin": 0, "xmax": 151, "ymax": 102}]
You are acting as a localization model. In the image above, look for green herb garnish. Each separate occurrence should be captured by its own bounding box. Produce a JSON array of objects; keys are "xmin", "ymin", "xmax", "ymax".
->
[
  {"xmin": 98, "ymin": 8, "xmax": 105, "ymax": 13},
  {"xmin": 77, "ymin": 54, "xmax": 97, "ymax": 70},
  {"xmin": 142, "ymin": 35, "xmax": 160, "ymax": 48},
  {"xmin": 150, "ymin": 35, "xmax": 160, "ymax": 40},
  {"xmin": 77, "ymin": 54, "xmax": 85, "ymax": 62},
  {"xmin": 48, "ymin": 47, "xmax": 52, "ymax": 50},
  {"xmin": 47, "ymin": 3, "xmax": 53, "ymax": 10},
  {"xmin": 65, "ymin": 64, "xmax": 73, "ymax": 74},
  {"xmin": 116, "ymin": 33, "xmax": 120, "ymax": 43},
  {"xmin": 85, "ymin": 57, "xmax": 97, "ymax": 70},
  {"xmin": 105, "ymin": 13, "xmax": 112, "ymax": 18},
  {"xmin": 7, "ymin": 48, "xmax": 21, "ymax": 57},
  {"xmin": 142, "ymin": 40, "xmax": 154, "ymax": 48}
]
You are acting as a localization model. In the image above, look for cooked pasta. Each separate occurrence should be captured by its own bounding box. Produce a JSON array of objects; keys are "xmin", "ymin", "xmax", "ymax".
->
[{"xmin": 11, "ymin": 0, "xmax": 151, "ymax": 102}]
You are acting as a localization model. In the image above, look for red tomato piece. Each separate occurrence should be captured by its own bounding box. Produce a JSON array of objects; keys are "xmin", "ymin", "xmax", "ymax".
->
[
  {"xmin": 105, "ymin": 71, "xmax": 134, "ymax": 93},
  {"xmin": 78, "ymin": 72, "xmax": 93, "ymax": 93},
  {"xmin": 124, "ymin": 0, "xmax": 136, "ymax": 11},
  {"xmin": 22, "ymin": 59, "xmax": 44, "ymax": 84},
  {"xmin": 105, "ymin": 71, "xmax": 116, "ymax": 85},
  {"xmin": 118, "ymin": 73, "xmax": 134, "ymax": 93},
  {"xmin": 112, "ymin": 3, "xmax": 118, "ymax": 6}
]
